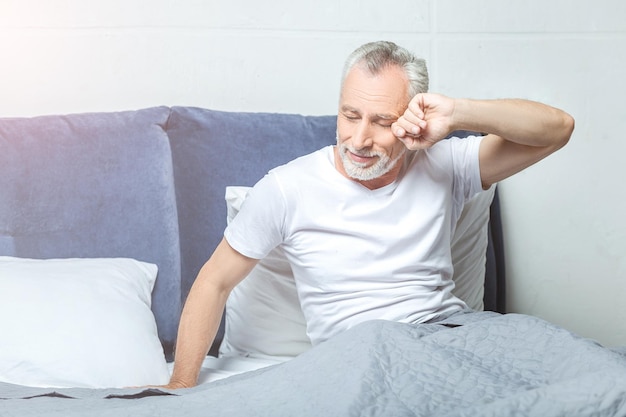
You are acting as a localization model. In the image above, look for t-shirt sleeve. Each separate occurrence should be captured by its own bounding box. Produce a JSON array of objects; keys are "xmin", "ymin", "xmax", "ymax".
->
[
  {"xmin": 224, "ymin": 173, "xmax": 286, "ymax": 259},
  {"xmin": 449, "ymin": 135, "xmax": 485, "ymax": 202}
]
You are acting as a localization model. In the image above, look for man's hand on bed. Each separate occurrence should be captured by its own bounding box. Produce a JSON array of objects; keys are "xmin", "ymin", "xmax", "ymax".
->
[
  {"xmin": 160, "ymin": 380, "xmax": 192, "ymax": 390},
  {"xmin": 128, "ymin": 380, "xmax": 191, "ymax": 390}
]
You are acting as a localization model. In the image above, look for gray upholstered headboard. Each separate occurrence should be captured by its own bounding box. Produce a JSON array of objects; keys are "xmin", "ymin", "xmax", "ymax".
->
[{"xmin": 0, "ymin": 107, "xmax": 505, "ymax": 360}]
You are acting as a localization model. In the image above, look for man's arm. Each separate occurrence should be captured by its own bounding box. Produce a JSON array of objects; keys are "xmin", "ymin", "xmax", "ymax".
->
[
  {"xmin": 166, "ymin": 238, "xmax": 258, "ymax": 389},
  {"xmin": 392, "ymin": 93, "xmax": 575, "ymax": 189}
]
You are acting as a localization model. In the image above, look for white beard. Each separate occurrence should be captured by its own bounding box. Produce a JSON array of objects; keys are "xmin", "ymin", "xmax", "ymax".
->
[{"xmin": 337, "ymin": 141, "xmax": 406, "ymax": 181}]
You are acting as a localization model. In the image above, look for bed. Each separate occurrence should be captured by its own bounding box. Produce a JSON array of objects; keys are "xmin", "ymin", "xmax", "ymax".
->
[{"xmin": 1, "ymin": 107, "xmax": 626, "ymax": 416}]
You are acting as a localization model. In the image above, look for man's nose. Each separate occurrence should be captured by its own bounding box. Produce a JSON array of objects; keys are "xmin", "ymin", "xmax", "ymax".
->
[{"xmin": 352, "ymin": 121, "xmax": 373, "ymax": 149}]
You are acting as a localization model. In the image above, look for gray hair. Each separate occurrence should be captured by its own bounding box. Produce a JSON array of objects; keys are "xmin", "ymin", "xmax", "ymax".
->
[{"xmin": 340, "ymin": 41, "xmax": 429, "ymax": 100}]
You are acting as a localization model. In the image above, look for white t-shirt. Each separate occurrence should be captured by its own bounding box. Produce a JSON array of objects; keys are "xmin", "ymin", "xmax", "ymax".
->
[{"xmin": 225, "ymin": 137, "xmax": 484, "ymax": 344}]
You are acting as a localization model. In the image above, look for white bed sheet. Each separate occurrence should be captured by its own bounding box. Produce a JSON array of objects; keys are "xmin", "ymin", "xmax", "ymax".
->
[{"xmin": 168, "ymin": 356, "xmax": 283, "ymax": 385}]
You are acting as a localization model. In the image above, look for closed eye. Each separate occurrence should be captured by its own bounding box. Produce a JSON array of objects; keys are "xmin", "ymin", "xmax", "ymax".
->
[{"xmin": 342, "ymin": 113, "xmax": 361, "ymax": 122}]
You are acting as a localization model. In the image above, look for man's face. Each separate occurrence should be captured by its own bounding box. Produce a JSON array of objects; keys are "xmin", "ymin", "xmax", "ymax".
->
[{"xmin": 336, "ymin": 64, "xmax": 410, "ymax": 188}]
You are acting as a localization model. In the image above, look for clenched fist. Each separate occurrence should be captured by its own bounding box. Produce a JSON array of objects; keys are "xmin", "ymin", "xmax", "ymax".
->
[{"xmin": 392, "ymin": 93, "xmax": 457, "ymax": 150}]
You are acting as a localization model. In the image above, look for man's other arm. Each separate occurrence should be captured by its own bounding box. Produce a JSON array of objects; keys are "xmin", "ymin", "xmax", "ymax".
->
[
  {"xmin": 392, "ymin": 94, "xmax": 575, "ymax": 189},
  {"xmin": 166, "ymin": 238, "xmax": 258, "ymax": 389}
]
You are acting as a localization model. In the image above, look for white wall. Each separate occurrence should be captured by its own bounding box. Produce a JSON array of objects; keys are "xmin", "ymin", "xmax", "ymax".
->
[{"xmin": 2, "ymin": 0, "xmax": 625, "ymax": 346}]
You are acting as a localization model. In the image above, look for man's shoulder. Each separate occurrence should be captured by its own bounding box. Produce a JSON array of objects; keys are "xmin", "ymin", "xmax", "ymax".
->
[{"xmin": 269, "ymin": 145, "xmax": 333, "ymax": 175}]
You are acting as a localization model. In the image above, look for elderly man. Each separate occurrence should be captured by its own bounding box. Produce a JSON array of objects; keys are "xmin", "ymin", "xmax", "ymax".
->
[{"xmin": 166, "ymin": 41, "xmax": 574, "ymax": 388}]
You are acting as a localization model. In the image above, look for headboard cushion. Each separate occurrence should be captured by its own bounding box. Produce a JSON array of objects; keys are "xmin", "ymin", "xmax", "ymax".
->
[
  {"xmin": 0, "ymin": 107, "xmax": 181, "ymax": 359},
  {"xmin": 166, "ymin": 107, "xmax": 337, "ymax": 303}
]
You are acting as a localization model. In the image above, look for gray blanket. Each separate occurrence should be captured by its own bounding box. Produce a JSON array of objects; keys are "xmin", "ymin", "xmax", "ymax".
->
[{"xmin": 2, "ymin": 312, "xmax": 626, "ymax": 417}]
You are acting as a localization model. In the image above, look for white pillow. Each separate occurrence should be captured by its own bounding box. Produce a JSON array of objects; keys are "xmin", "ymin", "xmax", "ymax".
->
[
  {"xmin": 219, "ymin": 185, "xmax": 496, "ymax": 360},
  {"xmin": 0, "ymin": 256, "xmax": 170, "ymax": 388},
  {"xmin": 219, "ymin": 187, "xmax": 311, "ymax": 360},
  {"xmin": 450, "ymin": 185, "xmax": 496, "ymax": 311}
]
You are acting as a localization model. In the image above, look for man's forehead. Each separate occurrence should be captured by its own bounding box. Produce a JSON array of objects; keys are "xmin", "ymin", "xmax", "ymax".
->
[{"xmin": 340, "ymin": 65, "xmax": 410, "ymax": 113}]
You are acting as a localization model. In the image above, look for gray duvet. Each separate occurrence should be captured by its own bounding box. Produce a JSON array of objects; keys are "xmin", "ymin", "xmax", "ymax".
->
[{"xmin": 2, "ymin": 312, "xmax": 626, "ymax": 417}]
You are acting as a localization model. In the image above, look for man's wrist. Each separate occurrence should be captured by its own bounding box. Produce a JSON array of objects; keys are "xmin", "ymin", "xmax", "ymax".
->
[
  {"xmin": 449, "ymin": 97, "xmax": 472, "ymax": 133},
  {"xmin": 166, "ymin": 376, "xmax": 194, "ymax": 389}
]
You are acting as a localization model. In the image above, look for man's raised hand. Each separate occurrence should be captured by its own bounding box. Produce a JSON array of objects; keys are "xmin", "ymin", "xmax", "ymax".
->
[{"xmin": 392, "ymin": 93, "xmax": 456, "ymax": 150}]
